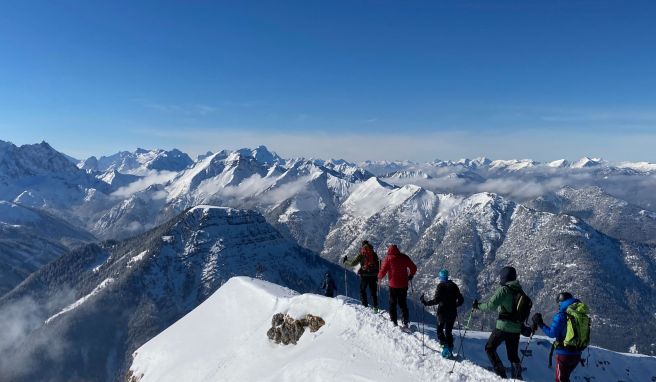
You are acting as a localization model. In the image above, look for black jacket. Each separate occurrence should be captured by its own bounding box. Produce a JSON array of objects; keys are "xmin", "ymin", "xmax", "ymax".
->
[{"xmin": 424, "ymin": 280, "xmax": 464, "ymax": 315}]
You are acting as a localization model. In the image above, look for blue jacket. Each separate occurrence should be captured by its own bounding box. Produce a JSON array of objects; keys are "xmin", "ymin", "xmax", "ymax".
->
[{"xmin": 539, "ymin": 297, "xmax": 582, "ymax": 356}]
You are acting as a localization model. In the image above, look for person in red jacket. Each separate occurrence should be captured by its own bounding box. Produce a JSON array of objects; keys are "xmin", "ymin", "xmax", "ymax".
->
[{"xmin": 378, "ymin": 244, "xmax": 417, "ymax": 328}]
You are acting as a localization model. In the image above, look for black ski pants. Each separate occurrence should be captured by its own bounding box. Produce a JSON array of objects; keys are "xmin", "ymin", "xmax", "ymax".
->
[
  {"xmin": 437, "ymin": 311, "xmax": 457, "ymax": 348},
  {"xmin": 389, "ymin": 287, "xmax": 409, "ymax": 325},
  {"xmin": 359, "ymin": 274, "xmax": 378, "ymax": 308},
  {"xmin": 485, "ymin": 328, "xmax": 520, "ymax": 372}
]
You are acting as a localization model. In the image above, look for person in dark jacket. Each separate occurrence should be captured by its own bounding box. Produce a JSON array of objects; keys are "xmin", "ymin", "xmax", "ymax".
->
[
  {"xmin": 321, "ymin": 272, "xmax": 337, "ymax": 297},
  {"xmin": 420, "ymin": 269, "xmax": 464, "ymax": 358},
  {"xmin": 532, "ymin": 292, "xmax": 583, "ymax": 382},
  {"xmin": 472, "ymin": 266, "xmax": 524, "ymax": 380},
  {"xmin": 377, "ymin": 244, "xmax": 417, "ymax": 328},
  {"xmin": 342, "ymin": 240, "xmax": 379, "ymax": 311}
]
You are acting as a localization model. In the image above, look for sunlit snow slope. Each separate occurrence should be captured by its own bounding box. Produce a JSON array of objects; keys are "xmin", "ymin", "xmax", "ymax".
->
[{"xmin": 129, "ymin": 277, "xmax": 656, "ymax": 382}]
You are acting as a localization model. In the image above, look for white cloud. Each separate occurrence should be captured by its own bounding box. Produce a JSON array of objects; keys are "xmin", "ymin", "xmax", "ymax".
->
[{"xmin": 111, "ymin": 170, "xmax": 177, "ymax": 198}]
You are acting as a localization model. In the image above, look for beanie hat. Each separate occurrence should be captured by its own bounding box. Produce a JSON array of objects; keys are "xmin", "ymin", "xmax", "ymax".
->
[
  {"xmin": 499, "ymin": 266, "xmax": 517, "ymax": 285},
  {"xmin": 438, "ymin": 269, "xmax": 449, "ymax": 281}
]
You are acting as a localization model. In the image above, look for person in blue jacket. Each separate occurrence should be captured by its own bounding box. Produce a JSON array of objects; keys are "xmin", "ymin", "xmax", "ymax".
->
[{"xmin": 532, "ymin": 292, "xmax": 582, "ymax": 382}]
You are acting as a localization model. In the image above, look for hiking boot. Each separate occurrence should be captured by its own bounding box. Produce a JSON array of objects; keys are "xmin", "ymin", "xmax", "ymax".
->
[
  {"xmin": 511, "ymin": 362, "xmax": 523, "ymax": 380},
  {"xmin": 441, "ymin": 347, "xmax": 450, "ymax": 358},
  {"xmin": 492, "ymin": 362, "xmax": 507, "ymax": 379}
]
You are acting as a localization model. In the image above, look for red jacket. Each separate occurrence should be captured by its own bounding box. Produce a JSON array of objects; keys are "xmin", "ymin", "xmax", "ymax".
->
[{"xmin": 378, "ymin": 245, "xmax": 417, "ymax": 289}]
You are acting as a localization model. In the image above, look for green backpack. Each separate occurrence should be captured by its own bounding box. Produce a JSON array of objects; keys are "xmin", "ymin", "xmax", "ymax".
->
[{"xmin": 563, "ymin": 301, "xmax": 591, "ymax": 351}]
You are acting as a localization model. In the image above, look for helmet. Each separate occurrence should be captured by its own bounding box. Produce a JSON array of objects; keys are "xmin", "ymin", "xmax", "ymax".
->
[
  {"xmin": 438, "ymin": 269, "xmax": 449, "ymax": 281},
  {"xmin": 498, "ymin": 266, "xmax": 517, "ymax": 285},
  {"xmin": 557, "ymin": 292, "xmax": 573, "ymax": 303},
  {"xmin": 362, "ymin": 240, "xmax": 370, "ymax": 246}
]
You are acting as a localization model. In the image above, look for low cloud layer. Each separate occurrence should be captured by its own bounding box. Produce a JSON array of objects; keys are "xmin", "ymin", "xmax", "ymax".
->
[{"xmin": 0, "ymin": 289, "xmax": 76, "ymax": 380}]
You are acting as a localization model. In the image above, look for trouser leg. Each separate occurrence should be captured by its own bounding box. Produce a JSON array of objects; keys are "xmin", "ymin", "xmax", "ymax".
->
[
  {"xmin": 504, "ymin": 332, "xmax": 522, "ymax": 379},
  {"xmin": 505, "ymin": 332, "xmax": 520, "ymax": 363},
  {"xmin": 555, "ymin": 354, "xmax": 581, "ymax": 382},
  {"xmin": 359, "ymin": 276, "xmax": 369, "ymax": 307},
  {"xmin": 485, "ymin": 329, "xmax": 507, "ymax": 378},
  {"xmin": 366, "ymin": 276, "xmax": 379, "ymax": 308},
  {"xmin": 437, "ymin": 316, "xmax": 447, "ymax": 346},
  {"xmin": 389, "ymin": 288, "xmax": 399, "ymax": 325},
  {"xmin": 397, "ymin": 287, "xmax": 409, "ymax": 325},
  {"xmin": 444, "ymin": 314, "xmax": 456, "ymax": 349}
]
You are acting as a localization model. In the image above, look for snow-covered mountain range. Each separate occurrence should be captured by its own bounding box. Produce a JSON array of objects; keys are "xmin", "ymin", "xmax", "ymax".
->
[
  {"xmin": 0, "ymin": 206, "xmax": 361, "ymax": 381},
  {"xmin": 1, "ymin": 138, "xmax": 656, "ymax": 380},
  {"xmin": 129, "ymin": 277, "xmax": 656, "ymax": 382}
]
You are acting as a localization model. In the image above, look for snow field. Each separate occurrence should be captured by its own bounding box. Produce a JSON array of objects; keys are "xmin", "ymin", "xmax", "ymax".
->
[{"xmin": 130, "ymin": 277, "xmax": 502, "ymax": 382}]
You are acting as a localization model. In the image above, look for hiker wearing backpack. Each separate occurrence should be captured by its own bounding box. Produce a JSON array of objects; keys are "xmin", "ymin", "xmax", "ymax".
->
[
  {"xmin": 420, "ymin": 269, "xmax": 464, "ymax": 358},
  {"xmin": 532, "ymin": 292, "xmax": 590, "ymax": 382},
  {"xmin": 321, "ymin": 272, "xmax": 337, "ymax": 297},
  {"xmin": 377, "ymin": 244, "xmax": 417, "ymax": 328},
  {"xmin": 472, "ymin": 266, "xmax": 531, "ymax": 380},
  {"xmin": 342, "ymin": 240, "xmax": 380, "ymax": 311}
]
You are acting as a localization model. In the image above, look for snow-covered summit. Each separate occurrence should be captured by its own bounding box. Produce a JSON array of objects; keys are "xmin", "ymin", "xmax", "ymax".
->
[
  {"xmin": 79, "ymin": 148, "xmax": 193, "ymax": 175},
  {"xmin": 571, "ymin": 156, "xmax": 604, "ymax": 168},
  {"xmin": 129, "ymin": 277, "xmax": 656, "ymax": 382}
]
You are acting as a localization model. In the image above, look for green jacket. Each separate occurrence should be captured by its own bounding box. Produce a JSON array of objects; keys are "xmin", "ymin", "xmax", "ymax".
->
[{"xmin": 478, "ymin": 280, "xmax": 523, "ymax": 334}]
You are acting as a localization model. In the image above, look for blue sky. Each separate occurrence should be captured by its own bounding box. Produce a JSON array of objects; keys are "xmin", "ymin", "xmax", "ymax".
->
[{"xmin": 1, "ymin": 0, "xmax": 655, "ymax": 161}]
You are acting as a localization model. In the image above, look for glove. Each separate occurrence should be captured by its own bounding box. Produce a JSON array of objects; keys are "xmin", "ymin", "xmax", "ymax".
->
[
  {"xmin": 420, "ymin": 293, "xmax": 427, "ymax": 305},
  {"xmin": 532, "ymin": 313, "xmax": 544, "ymax": 327},
  {"xmin": 342, "ymin": 256, "xmax": 348, "ymax": 264},
  {"xmin": 408, "ymin": 274, "xmax": 414, "ymax": 281},
  {"xmin": 472, "ymin": 299, "xmax": 480, "ymax": 310}
]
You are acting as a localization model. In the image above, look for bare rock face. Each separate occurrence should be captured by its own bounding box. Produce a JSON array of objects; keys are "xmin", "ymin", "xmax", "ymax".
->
[{"xmin": 267, "ymin": 313, "xmax": 325, "ymax": 345}]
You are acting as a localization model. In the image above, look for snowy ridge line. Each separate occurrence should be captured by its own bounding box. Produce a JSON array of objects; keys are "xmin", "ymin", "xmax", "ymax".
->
[
  {"xmin": 129, "ymin": 277, "xmax": 656, "ymax": 382},
  {"xmin": 45, "ymin": 278, "xmax": 115, "ymax": 324}
]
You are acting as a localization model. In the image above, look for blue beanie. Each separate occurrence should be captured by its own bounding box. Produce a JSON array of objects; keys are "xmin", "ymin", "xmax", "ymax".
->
[{"xmin": 438, "ymin": 269, "xmax": 449, "ymax": 281}]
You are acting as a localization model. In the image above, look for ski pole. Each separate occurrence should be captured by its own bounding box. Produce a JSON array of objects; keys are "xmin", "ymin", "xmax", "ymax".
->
[
  {"xmin": 344, "ymin": 266, "xmax": 348, "ymax": 299},
  {"xmin": 421, "ymin": 300, "xmax": 426, "ymax": 357},
  {"xmin": 409, "ymin": 279, "xmax": 415, "ymax": 325},
  {"xmin": 520, "ymin": 332, "xmax": 534, "ymax": 364},
  {"xmin": 449, "ymin": 308, "xmax": 474, "ymax": 375}
]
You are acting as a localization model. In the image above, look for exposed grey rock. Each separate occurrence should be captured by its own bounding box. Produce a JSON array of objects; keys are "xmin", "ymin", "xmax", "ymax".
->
[{"xmin": 267, "ymin": 313, "xmax": 325, "ymax": 345}]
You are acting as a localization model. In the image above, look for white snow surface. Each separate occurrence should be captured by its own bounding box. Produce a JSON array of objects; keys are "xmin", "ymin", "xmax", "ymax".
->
[{"xmin": 129, "ymin": 277, "xmax": 656, "ymax": 382}]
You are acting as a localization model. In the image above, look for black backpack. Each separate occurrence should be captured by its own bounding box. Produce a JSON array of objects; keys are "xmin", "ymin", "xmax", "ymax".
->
[{"xmin": 500, "ymin": 286, "xmax": 533, "ymax": 324}]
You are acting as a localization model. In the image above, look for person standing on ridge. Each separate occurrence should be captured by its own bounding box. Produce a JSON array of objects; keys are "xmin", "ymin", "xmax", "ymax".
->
[
  {"xmin": 377, "ymin": 244, "xmax": 417, "ymax": 328},
  {"xmin": 321, "ymin": 272, "xmax": 337, "ymax": 297},
  {"xmin": 420, "ymin": 269, "xmax": 464, "ymax": 358},
  {"xmin": 472, "ymin": 266, "xmax": 527, "ymax": 380},
  {"xmin": 532, "ymin": 292, "xmax": 590, "ymax": 382},
  {"xmin": 342, "ymin": 240, "xmax": 380, "ymax": 311}
]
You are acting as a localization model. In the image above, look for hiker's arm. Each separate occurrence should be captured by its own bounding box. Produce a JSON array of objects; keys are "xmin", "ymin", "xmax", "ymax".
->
[
  {"xmin": 424, "ymin": 285, "xmax": 441, "ymax": 306},
  {"xmin": 540, "ymin": 313, "xmax": 565, "ymax": 338},
  {"xmin": 377, "ymin": 257, "xmax": 389, "ymax": 280},
  {"xmin": 344, "ymin": 253, "xmax": 363, "ymax": 267},
  {"xmin": 455, "ymin": 287, "xmax": 464, "ymax": 307},
  {"xmin": 478, "ymin": 287, "xmax": 504, "ymax": 312}
]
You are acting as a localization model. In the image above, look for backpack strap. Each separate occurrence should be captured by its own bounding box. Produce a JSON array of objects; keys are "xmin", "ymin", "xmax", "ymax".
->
[{"xmin": 498, "ymin": 285, "xmax": 518, "ymax": 322}]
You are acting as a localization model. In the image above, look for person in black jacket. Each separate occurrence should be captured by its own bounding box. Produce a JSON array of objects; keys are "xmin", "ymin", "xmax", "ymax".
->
[
  {"xmin": 420, "ymin": 269, "xmax": 464, "ymax": 358},
  {"xmin": 321, "ymin": 272, "xmax": 337, "ymax": 297}
]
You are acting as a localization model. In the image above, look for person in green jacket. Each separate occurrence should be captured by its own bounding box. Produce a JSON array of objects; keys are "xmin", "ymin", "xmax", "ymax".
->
[
  {"xmin": 342, "ymin": 240, "xmax": 379, "ymax": 311},
  {"xmin": 473, "ymin": 266, "xmax": 524, "ymax": 380}
]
